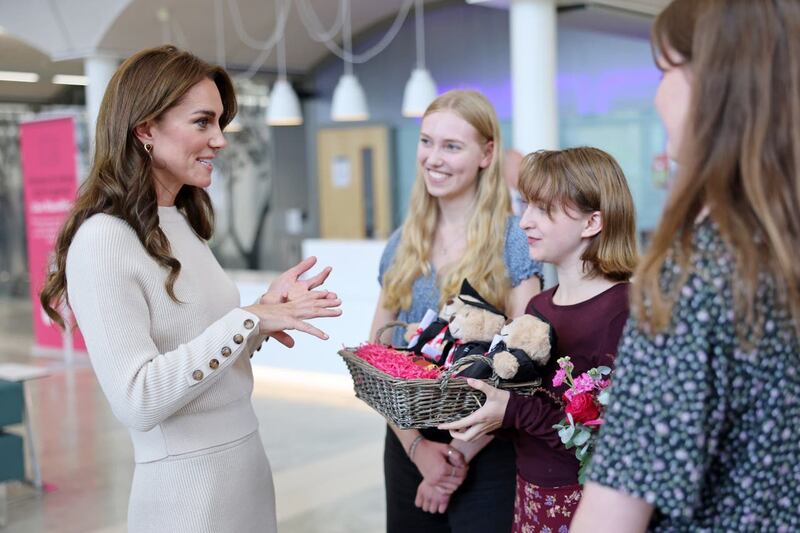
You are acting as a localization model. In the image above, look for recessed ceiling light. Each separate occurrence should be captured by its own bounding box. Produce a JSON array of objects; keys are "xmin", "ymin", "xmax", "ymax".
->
[
  {"xmin": 52, "ymin": 74, "xmax": 88, "ymax": 86},
  {"xmin": 0, "ymin": 71, "xmax": 39, "ymax": 83}
]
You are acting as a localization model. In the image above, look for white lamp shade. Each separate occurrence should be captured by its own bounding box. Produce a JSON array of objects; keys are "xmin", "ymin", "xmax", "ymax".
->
[
  {"xmin": 267, "ymin": 79, "xmax": 303, "ymax": 126},
  {"xmin": 402, "ymin": 68, "xmax": 438, "ymax": 117},
  {"xmin": 331, "ymin": 73, "xmax": 369, "ymax": 122}
]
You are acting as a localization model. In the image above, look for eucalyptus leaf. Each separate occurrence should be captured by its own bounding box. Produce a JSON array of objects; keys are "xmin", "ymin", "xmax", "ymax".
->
[
  {"xmin": 597, "ymin": 389, "xmax": 611, "ymax": 406},
  {"xmin": 576, "ymin": 441, "xmax": 593, "ymax": 463},
  {"xmin": 573, "ymin": 429, "xmax": 591, "ymax": 446},
  {"xmin": 598, "ymin": 366, "xmax": 612, "ymax": 376}
]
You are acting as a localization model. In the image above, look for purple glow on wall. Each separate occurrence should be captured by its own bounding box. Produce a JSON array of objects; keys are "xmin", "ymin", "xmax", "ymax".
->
[
  {"xmin": 437, "ymin": 80, "xmax": 514, "ymax": 119},
  {"xmin": 559, "ymin": 66, "xmax": 661, "ymax": 115},
  {"xmin": 435, "ymin": 65, "xmax": 660, "ymax": 119}
]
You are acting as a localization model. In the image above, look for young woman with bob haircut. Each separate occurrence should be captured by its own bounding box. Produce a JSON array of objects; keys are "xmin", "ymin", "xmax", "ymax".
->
[{"xmin": 441, "ymin": 146, "xmax": 638, "ymax": 532}]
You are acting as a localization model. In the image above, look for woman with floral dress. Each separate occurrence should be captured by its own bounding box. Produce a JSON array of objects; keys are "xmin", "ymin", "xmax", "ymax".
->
[{"xmin": 571, "ymin": 1, "xmax": 800, "ymax": 531}]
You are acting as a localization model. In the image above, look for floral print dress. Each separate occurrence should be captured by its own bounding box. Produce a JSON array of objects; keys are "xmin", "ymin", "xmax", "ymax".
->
[
  {"xmin": 588, "ymin": 219, "xmax": 800, "ymax": 532},
  {"xmin": 513, "ymin": 480, "xmax": 582, "ymax": 533}
]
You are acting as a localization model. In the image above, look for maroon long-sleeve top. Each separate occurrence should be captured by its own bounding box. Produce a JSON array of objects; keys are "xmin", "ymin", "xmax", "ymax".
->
[{"xmin": 500, "ymin": 283, "xmax": 630, "ymax": 487}]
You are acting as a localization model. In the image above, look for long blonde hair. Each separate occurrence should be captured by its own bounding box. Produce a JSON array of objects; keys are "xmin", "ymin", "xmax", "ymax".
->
[
  {"xmin": 382, "ymin": 90, "xmax": 512, "ymax": 313},
  {"xmin": 635, "ymin": 0, "xmax": 800, "ymax": 336}
]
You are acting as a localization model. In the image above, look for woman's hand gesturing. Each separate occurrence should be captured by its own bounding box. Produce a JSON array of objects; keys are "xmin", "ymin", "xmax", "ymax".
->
[
  {"xmin": 260, "ymin": 256, "xmax": 337, "ymax": 305},
  {"xmin": 244, "ymin": 290, "xmax": 342, "ymax": 347}
]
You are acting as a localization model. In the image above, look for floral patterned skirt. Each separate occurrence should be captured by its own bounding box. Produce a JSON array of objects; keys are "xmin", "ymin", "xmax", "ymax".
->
[{"xmin": 512, "ymin": 474, "xmax": 582, "ymax": 533}]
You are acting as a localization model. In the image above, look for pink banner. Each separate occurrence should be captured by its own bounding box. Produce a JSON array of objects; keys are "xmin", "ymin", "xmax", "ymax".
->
[{"xmin": 20, "ymin": 117, "xmax": 85, "ymax": 351}]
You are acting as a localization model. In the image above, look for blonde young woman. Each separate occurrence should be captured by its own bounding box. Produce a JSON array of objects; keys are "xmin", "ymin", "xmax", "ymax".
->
[{"xmin": 369, "ymin": 90, "xmax": 542, "ymax": 533}]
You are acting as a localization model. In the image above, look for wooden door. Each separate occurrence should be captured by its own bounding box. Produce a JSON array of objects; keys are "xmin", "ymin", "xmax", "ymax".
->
[{"xmin": 317, "ymin": 125, "xmax": 391, "ymax": 239}]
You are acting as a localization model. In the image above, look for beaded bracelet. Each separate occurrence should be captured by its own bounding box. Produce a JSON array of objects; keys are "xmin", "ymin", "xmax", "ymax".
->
[{"xmin": 407, "ymin": 435, "xmax": 424, "ymax": 461}]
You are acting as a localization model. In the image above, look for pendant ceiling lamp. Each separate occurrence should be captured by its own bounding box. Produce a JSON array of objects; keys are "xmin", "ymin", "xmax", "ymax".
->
[
  {"xmin": 402, "ymin": 0, "xmax": 437, "ymax": 117},
  {"xmin": 267, "ymin": 31, "xmax": 303, "ymax": 126},
  {"xmin": 331, "ymin": 0, "xmax": 369, "ymax": 121}
]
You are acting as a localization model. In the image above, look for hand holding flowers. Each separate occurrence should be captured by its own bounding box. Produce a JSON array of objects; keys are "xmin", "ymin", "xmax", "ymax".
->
[{"xmin": 552, "ymin": 356, "xmax": 612, "ymax": 483}]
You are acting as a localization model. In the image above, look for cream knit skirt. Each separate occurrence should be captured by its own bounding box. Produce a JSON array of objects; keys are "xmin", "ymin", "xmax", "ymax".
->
[{"xmin": 128, "ymin": 431, "xmax": 277, "ymax": 533}]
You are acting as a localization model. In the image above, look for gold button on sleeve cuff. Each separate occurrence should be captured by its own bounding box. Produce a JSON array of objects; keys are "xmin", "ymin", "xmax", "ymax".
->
[
  {"xmin": 209, "ymin": 359, "xmax": 220, "ymax": 369},
  {"xmin": 244, "ymin": 319, "xmax": 255, "ymax": 330},
  {"xmin": 221, "ymin": 346, "xmax": 232, "ymax": 357},
  {"xmin": 233, "ymin": 333, "xmax": 244, "ymax": 345},
  {"xmin": 192, "ymin": 370, "xmax": 204, "ymax": 381}
]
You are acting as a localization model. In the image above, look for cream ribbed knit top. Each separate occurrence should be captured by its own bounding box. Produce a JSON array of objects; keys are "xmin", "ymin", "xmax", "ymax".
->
[{"xmin": 66, "ymin": 206, "xmax": 264, "ymax": 462}]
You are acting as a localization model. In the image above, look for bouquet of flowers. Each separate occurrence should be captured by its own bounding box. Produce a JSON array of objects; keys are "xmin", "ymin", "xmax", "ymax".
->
[{"xmin": 551, "ymin": 356, "xmax": 611, "ymax": 483}]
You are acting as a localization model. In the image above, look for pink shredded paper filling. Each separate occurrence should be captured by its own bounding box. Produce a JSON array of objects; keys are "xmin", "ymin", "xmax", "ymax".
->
[{"xmin": 354, "ymin": 343, "xmax": 443, "ymax": 379}]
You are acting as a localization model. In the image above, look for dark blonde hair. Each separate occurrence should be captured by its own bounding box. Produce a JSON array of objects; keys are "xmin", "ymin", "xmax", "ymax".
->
[
  {"xmin": 519, "ymin": 147, "xmax": 638, "ymax": 282},
  {"xmin": 41, "ymin": 45, "xmax": 237, "ymax": 327},
  {"xmin": 382, "ymin": 90, "xmax": 512, "ymax": 313},
  {"xmin": 635, "ymin": 0, "xmax": 800, "ymax": 336}
]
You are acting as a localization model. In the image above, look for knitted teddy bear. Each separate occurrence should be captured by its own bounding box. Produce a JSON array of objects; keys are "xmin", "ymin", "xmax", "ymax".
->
[{"xmin": 489, "ymin": 314, "xmax": 553, "ymax": 382}]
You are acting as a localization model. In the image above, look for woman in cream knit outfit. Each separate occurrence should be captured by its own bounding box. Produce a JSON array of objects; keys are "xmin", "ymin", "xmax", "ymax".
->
[{"xmin": 40, "ymin": 46, "xmax": 341, "ymax": 532}]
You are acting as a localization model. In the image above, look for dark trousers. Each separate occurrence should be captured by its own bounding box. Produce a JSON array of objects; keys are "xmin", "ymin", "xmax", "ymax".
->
[{"xmin": 384, "ymin": 427, "xmax": 516, "ymax": 533}]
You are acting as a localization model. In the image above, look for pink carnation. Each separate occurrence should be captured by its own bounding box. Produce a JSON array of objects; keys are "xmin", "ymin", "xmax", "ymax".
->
[
  {"xmin": 552, "ymin": 369, "xmax": 567, "ymax": 387},
  {"xmin": 573, "ymin": 373, "xmax": 597, "ymax": 394},
  {"xmin": 563, "ymin": 387, "xmax": 576, "ymax": 402}
]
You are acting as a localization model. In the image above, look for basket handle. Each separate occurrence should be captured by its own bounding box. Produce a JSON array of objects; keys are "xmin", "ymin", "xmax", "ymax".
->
[
  {"xmin": 439, "ymin": 354, "xmax": 498, "ymax": 390},
  {"xmin": 373, "ymin": 321, "xmax": 410, "ymax": 345}
]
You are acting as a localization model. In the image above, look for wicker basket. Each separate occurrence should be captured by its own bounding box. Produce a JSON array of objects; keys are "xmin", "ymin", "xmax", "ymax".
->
[{"xmin": 338, "ymin": 322, "xmax": 542, "ymax": 428}]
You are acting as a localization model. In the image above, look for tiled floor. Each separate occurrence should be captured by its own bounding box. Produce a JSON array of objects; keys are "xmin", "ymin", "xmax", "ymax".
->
[{"xmin": 0, "ymin": 299, "xmax": 387, "ymax": 532}]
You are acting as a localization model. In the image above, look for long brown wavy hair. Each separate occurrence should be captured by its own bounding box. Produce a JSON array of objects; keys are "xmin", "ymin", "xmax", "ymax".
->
[
  {"xmin": 634, "ymin": 0, "xmax": 800, "ymax": 336},
  {"xmin": 40, "ymin": 45, "xmax": 237, "ymax": 328},
  {"xmin": 382, "ymin": 90, "xmax": 512, "ymax": 313}
]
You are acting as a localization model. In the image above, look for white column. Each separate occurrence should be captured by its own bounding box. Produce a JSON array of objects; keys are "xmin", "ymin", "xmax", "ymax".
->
[
  {"xmin": 510, "ymin": 0, "xmax": 558, "ymax": 152},
  {"xmin": 510, "ymin": 0, "xmax": 559, "ymax": 287},
  {"xmin": 84, "ymin": 55, "xmax": 118, "ymax": 157}
]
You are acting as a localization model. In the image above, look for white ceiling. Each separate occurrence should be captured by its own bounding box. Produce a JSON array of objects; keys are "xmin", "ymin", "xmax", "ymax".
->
[
  {"xmin": 100, "ymin": 0, "xmax": 435, "ymax": 73},
  {"xmin": 0, "ymin": 0, "xmax": 669, "ymax": 104}
]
